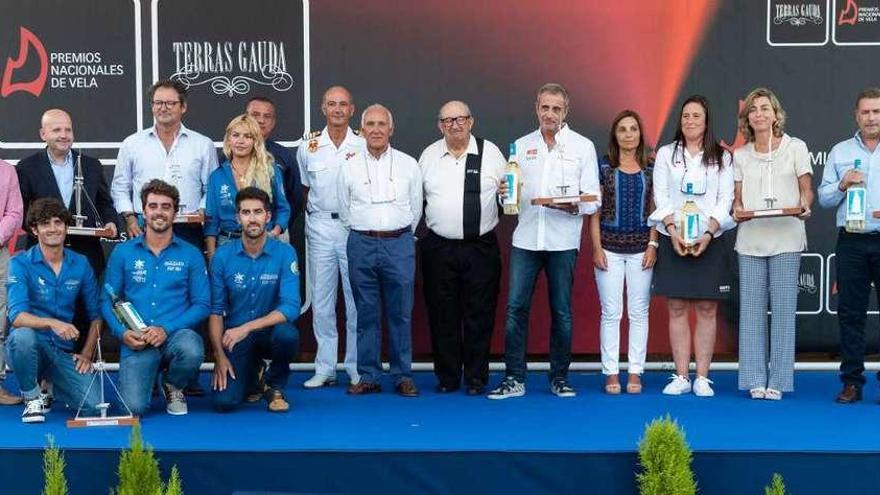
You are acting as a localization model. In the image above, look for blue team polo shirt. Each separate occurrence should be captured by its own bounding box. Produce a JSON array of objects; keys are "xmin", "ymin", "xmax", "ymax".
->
[
  {"xmin": 204, "ymin": 161, "xmax": 291, "ymax": 236},
  {"xmin": 101, "ymin": 235, "xmax": 210, "ymax": 338},
  {"xmin": 7, "ymin": 246, "xmax": 99, "ymax": 350},
  {"xmin": 210, "ymin": 237, "xmax": 300, "ymax": 328}
]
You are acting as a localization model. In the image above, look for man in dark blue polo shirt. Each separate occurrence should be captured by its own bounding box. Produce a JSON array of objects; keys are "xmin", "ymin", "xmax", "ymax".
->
[
  {"xmin": 5, "ymin": 198, "xmax": 101, "ymax": 423},
  {"xmin": 101, "ymin": 180, "xmax": 209, "ymax": 416},
  {"xmin": 210, "ymin": 187, "xmax": 300, "ymax": 412}
]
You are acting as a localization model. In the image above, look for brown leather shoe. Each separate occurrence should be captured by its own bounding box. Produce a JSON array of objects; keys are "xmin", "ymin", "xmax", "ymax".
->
[
  {"xmin": 264, "ymin": 388, "xmax": 290, "ymax": 412},
  {"xmin": 395, "ymin": 380, "xmax": 419, "ymax": 397},
  {"xmin": 0, "ymin": 385, "xmax": 22, "ymax": 405},
  {"xmin": 836, "ymin": 384, "xmax": 862, "ymax": 404},
  {"xmin": 347, "ymin": 382, "xmax": 381, "ymax": 395}
]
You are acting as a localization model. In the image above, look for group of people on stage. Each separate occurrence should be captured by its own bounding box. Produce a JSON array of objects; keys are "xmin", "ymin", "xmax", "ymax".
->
[{"xmin": 0, "ymin": 78, "xmax": 878, "ymax": 424}]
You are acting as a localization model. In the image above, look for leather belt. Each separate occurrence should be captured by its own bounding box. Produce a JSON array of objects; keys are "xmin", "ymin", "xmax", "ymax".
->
[
  {"xmin": 353, "ymin": 227, "xmax": 410, "ymax": 238},
  {"xmin": 219, "ymin": 230, "xmax": 242, "ymax": 239}
]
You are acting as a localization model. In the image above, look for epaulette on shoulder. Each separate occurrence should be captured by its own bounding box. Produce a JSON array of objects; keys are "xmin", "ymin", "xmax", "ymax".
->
[
  {"xmin": 352, "ymin": 129, "xmax": 361, "ymax": 136},
  {"xmin": 303, "ymin": 130, "xmax": 322, "ymax": 140}
]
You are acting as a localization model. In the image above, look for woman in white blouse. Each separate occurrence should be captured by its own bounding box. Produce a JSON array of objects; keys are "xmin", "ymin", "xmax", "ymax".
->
[
  {"xmin": 650, "ymin": 95, "xmax": 735, "ymax": 397},
  {"xmin": 732, "ymin": 88, "xmax": 812, "ymax": 400}
]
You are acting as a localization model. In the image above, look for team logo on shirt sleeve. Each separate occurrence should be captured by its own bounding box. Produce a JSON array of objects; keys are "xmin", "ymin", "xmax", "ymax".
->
[{"xmin": 290, "ymin": 261, "xmax": 299, "ymax": 275}]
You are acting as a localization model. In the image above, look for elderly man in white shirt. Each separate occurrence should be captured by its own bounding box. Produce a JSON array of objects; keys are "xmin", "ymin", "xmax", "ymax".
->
[
  {"xmin": 338, "ymin": 104, "xmax": 423, "ymax": 397},
  {"xmin": 488, "ymin": 83, "xmax": 601, "ymax": 400},
  {"xmin": 419, "ymin": 100, "xmax": 506, "ymax": 396}
]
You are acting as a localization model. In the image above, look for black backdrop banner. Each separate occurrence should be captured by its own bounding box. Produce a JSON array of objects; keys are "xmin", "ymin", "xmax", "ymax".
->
[{"xmin": 2, "ymin": 0, "xmax": 880, "ymax": 356}]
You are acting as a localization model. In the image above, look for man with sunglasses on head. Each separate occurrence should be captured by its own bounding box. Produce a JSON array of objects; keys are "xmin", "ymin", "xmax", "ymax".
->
[
  {"xmin": 337, "ymin": 104, "xmax": 423, "ymax": 397},
  {"xmin": 418, "ymin": 101, "xmax": 506, "ymax": 396}
]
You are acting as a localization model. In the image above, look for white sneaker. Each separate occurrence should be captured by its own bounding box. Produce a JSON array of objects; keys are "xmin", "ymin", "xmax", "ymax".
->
[
  {"xmin": 303, "ymin": 374, "xmax": 337, "ymax": 389},
  {"xmin": 693, "ymin": 376, "xmax": 715, "ymax": 397},
  {"xmin": 22, "ymin": 398, "xmax": 45, "ymax": 423},
  {"xmin": 486, "ymin": 377, "xmax": 525, "ymax": 400},
  {"xmin": 662, "ymin": 374, "xmax": 691, "ymax": 395},
  {"xmin": 39, "ymin": 392, "xmax": 53, "ymax": 413}
]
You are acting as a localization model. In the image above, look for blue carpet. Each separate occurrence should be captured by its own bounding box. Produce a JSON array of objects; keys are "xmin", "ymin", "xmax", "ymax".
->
[
  {"xmin": 1, "ymin": 370, "xmax": 879, "ymax": 494},
  {"xmin": 0, "ymin": 370, "xmax": 876, "ymax": 453}
]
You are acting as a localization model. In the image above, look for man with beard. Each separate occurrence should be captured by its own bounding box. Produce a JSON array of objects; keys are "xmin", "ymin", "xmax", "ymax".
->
[
  {"xmin": 5, "ymin": 198, "xmax": 101, "ymax": 423},
  {"xmin": 101, "ymin": 180, "xmax": 209, "ymax": 416},
  {"xmin": 210, "ymin": 187, "xmax": 300, "ymax": 412}
]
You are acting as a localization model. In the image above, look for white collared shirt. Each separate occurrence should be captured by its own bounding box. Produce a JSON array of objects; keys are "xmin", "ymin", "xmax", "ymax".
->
[
  {"xmin": 338, "ymin": 146, "xmax": 423, "ymax": 232},
  {"xmin": 649, "ymin": 142, "xmax": 735, "ymax": 236},
  {"xmin": 512, "ymin": 125, "xmax": 601, "ymax": 251},
  {"xmin": 112, "ymin": 124, "xmax": 218, "ymax": 214},
  {"xmin": 419, "ymin": 135, "xmax": 506, "ymax": 239},
  {"xmin": 297, "ymin": 126, "xmax": 365, "ymax": 214}
]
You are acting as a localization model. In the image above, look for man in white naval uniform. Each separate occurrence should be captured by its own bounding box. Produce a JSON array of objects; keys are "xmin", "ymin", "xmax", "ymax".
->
[{"xmin": 297, "ymin": 86, "xmax": 364, "ymax": 388}]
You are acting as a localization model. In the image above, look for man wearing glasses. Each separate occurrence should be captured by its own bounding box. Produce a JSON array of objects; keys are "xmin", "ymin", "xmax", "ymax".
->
[
  {"xmin": 418, "ymin": 101, "xmax": 506, "ymax": 396},
  {"xmin": 337, "ymin": 104, "xmax": 423, "ymax": 397},
  {"xmin": 112, "ymin": 79, "xmax": 218, "ymax": 251}
]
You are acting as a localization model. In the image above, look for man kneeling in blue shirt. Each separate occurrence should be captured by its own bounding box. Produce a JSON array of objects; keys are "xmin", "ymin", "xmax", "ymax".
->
[
  {"xmin": 102, "ymin": 180, "xmax": 209, "ymax": 416},
  {"xmin": 6, "ymin": 198, "xmax": 102, "ymax": 423},
  {"xmin": 211, "ymin": 187, "xmax": 300, "ymax": 412}
]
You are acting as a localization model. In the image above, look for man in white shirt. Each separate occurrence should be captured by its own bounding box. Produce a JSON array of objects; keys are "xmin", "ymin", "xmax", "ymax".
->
[
  {"xmin": 338, "ymin": 104, "xmax": 423, "ymax": 397},
  {"xmin": 419, "ymin": 101, "xmax": 506, "ymax": 395},
  {"xmin": 298, "ymin": 86, "xmax": 364, "ymax": 388},
  {"xmin": 112, "ymin": 79, "xmax": 219, "ymax": 251},
  {"xmin": 488, "ymin": 83, "xmax": 601, "ymax": 400}
]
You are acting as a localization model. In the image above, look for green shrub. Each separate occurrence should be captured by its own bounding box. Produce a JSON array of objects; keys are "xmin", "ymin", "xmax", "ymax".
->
[
  {"xmin": 42, "ymin": 435, "xmax": 69, "ymax": 495},
  {"xmin": 165, "ymin": 466, "xmax": 183, "ymax": 495},
  {"xmin": 765, "ymin": 473, "xmax": 787, "ymax": 495},
  {"xmin": 636, "ymin": 415, "xmax": 697, "ymax": 495},
  {"xmin": 112, "ymin": 424, "xmax": 163, "ymax": 495}
]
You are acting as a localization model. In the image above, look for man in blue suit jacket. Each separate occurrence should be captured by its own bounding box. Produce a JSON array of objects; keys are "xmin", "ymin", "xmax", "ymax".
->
[{"xmin": 17, "ymin": 109, "xmax": 118, "ymax": 277}]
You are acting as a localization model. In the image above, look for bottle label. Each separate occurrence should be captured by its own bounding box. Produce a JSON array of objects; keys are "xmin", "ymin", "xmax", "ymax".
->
[
  {"xmin": 846, "ymin": 187, "xmax": 866, "ymax": 221},
  {"xmin": 684, "ymin": 212, "xmax": 701, "ymax": 244},
  {"xmin": 503, "ymin": 171, "xmax": 518, "ymax": 206}
]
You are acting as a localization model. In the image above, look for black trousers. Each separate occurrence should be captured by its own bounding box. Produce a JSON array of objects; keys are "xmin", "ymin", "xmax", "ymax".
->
[
  {"xmin": 421, "ymin": 230, "xmax": 501, "ymax": 387},
  {"xmin": 836, "ymin": 229, "xmax": 880, "ymax": 386}
]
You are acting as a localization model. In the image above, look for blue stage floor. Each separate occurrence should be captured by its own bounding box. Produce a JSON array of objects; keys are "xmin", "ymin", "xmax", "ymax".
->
[{"xmin": 1, "ymin": 370, "xmax": 879, "ymax": 494}]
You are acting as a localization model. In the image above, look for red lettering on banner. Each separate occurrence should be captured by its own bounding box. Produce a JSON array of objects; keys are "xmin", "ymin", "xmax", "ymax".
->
[{"xmin": 1, "ymin": 27, "xmax": 49, "ymax": 98}]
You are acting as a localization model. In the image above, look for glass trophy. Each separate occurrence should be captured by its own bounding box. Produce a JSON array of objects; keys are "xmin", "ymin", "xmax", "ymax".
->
[
  {"xmin": 68, "ymin": 150, "xmax": 113, "ymax": 237},
  {"xmin": 530, "ymin": 142, "xmax": 597, "ymax": 206}
]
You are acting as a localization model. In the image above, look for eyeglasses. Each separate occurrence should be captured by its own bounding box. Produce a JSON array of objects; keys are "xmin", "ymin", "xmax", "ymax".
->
[
  {"xmin": 439, "ymin": 115, "xmax": 471, "ymax": 126},
  {"xmin": 151, "ymin": 100, "xmax": 181, "ymax": 109}
]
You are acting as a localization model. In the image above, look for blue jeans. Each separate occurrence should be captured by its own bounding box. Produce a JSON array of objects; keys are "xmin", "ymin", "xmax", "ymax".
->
[
  {"xmin": 347, "ymin": 230, "xmax": 415, "ymax": 386},
  {"xmin": 6, "ymin": 328, "xmax": 100, "ymax": 414},
  {"xmin": 503, "ymin": 247, "xmax": 578, "ymax": 383},
  {"xmin": 118, "ymin": 328, "xmax": 204, "ymax": 415},
  {"xmin": 212, "ymin": 322, "xmax": 299, "ymax": 411}
]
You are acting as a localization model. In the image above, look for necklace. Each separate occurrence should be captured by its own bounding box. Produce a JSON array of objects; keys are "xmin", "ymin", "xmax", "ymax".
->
[{"xmin": 231, "ymin": 162, "xmax": 250, "ymax": 185}]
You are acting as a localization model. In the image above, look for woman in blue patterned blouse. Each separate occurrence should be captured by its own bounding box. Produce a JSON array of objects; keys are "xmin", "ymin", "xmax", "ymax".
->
[{"xmin": 589, "ymin": 110, "xmax": 658, "ymax": 394}]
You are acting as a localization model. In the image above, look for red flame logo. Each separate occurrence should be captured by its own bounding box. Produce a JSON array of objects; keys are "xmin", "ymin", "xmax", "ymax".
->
[
  {"xmin": 1, "ymin": 27, "xmax": 49, "ymax": 98},
  {"xmin": 838, "ymin": 0, "xmax": 859, "ymax": 26}
]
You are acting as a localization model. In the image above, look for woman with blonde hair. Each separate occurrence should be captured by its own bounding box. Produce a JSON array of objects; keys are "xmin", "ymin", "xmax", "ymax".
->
[
  {"xmin": 732, "ymin": 87, "xmax": 813, "ymax": 400},
  {"xmin": 205, "ymin": 114, "xmax": 290, "ymax": 258}
]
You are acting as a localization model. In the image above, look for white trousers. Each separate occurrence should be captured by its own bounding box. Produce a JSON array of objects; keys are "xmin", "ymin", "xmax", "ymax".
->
[
  {"xmin": 594, "ymin": 250, "xmax": 652, "ymax": 375},
  {"xmin": 306, "ymin": 215, "xmax": 358, "ymax": 380}
]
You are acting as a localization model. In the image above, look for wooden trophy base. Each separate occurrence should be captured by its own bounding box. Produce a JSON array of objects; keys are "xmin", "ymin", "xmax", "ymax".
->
[
  {"xmin": 67, "ymin": 416, "xmax": 139, "ymax": 428},
  {"xmin": 174, "ymin": 213, "xmax": 204, "ymax": 224},
  {"xmin": 68, "ymin": 226, "xmax": 114, "ymax": 237},
  {"xmin": 738, "ymin": 207, "xmax": 804, "ymax": 219},
  {"xmin": 531, "ymin": 194, "xmax": 598, "ymax": 206}
]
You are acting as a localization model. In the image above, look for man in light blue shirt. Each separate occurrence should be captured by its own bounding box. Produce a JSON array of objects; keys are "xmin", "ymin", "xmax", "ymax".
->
[
  {"xmin": 210, "ymin": 187, "xmax": 300, "ymax": 413},
  {"xmin": 112, "ymin": 79, "xmax": 218, "ymax": 250},
  {"xmin": 5, "ymin": 198, "xmax": 101, "ymax": 423},
  {"xmin": 818, "ymin": 87, "xmax": 880, "ymax": 404},
  {"xmin": 101, "ymin": 180, "xmax": 209, "ymax": 416}
]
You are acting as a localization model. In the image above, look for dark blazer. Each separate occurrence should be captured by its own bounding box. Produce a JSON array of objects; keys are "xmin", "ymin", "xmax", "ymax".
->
[{"xmin": 17, "ymin": 149, "xmax": 117, "ymax": 276}]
